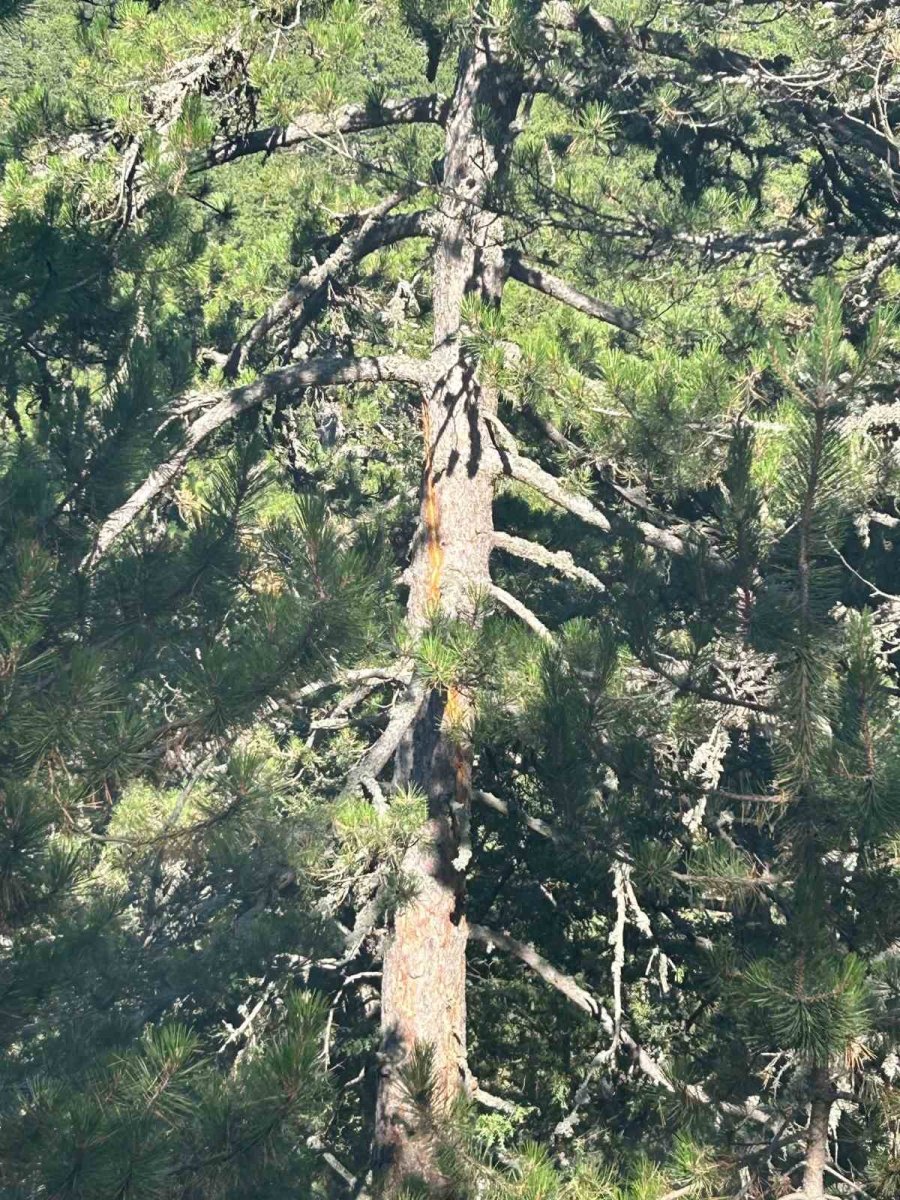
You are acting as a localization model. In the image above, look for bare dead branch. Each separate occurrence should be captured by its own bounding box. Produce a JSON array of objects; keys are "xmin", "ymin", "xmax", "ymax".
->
[
  {"xmin": 200, "ymin": 95, "xmax": 450, "ymax": 170},
  {"xmin": 647, "ymin": 656, "xmax": 777, "ymax": 715},
  {"xmin": 85, "ymin": 354, "xmax": 430, "ymax": 568},
  {"xmin": 493, "ymin": 530, "xmax": 607, "ymax": 591},
  {"xmin": 224, "ymin": 203, "xmax": 436, "ymax": 377},
  {"xmin": 474, "ymin": 789, "xmax": 559, "ymax": 842},
  {"xmin": 489, "ymin": 583, "xmax": 555, "ymax": 641},
  {"xmin": 470, "ymin": 922, "xmax": 771, "ymax": 1126},
  {"xmin": 469, "ymin": 923, "xmax": 600, "ymax": 1015},
  {"xmin": 520, "ymin": 406, "xmax": 729, "ymax": 570},
  {"xmin": 486, "ymin": 414, "xmax": 612, "ymax": 533},
  {"xmin": 505, "ymin": 250, "xmax": 639, "ymax": 333},
  {"xmin": 341, "ymin": 677, "xmax": 426, "ymax": 796},
  {"xmin": 473, "ymin": 1087, "xmax": 519, "ymax": 1114},
  {"xmin": 291, "ymin": 665, "xmax": 414, "ymax": 704}
]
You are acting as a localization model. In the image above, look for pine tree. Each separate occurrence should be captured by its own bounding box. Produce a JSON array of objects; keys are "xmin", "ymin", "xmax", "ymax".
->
[{"xmin": 1, "ymin": 0, "xmax": 899, "ymax": 1196}]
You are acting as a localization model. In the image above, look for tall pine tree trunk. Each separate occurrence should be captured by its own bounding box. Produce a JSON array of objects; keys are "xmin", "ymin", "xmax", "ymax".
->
[
  {"xmin": 373, "ymin": 33, "xmax": 519, "ymax": 1191},
  {"xmin": 802, "ymin": 1065, "xmax": 833, "ymax": 1200}
]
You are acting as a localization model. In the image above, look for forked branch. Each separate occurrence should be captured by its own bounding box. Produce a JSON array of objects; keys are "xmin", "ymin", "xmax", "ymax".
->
[
  {"xmin": 469, "ymin": 923, "xmax": 770, "ymax": 1126},
  {"xmin": 85, "ymin": 354, "xmax": 429, "ymax": 567},
  {"xmin": 224, "ymin": 201, "xmax": 435, "ymax": 377}
]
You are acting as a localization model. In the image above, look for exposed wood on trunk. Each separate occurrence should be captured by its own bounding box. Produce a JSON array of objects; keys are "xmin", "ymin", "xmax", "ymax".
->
[{"xmin": 373, "ymin": 34, "xmax": 520, "ymax": 1192}]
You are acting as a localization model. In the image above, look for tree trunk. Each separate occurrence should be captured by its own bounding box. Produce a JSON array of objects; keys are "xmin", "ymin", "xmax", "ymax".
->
[
  {"xmin": 373, "ymin": 32, "xmax": 520, "ymax": 1192},
  {"xmin": 802, "ymin": 1064, "xmax": 833, "ymax": 1200}
]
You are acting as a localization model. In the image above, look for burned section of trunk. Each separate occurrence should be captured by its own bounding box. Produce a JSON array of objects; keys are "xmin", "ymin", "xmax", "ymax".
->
[
  {"xmin": 801, "ymin": 1065, "xmax": 833, "ymax": 1200},
  {"xmin": 374, "ymin": 35, "xmax": 520, "ymax": 1192}
]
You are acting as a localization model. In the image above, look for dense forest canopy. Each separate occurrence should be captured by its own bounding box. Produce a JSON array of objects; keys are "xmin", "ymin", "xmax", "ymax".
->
[{"xmin": 1, "ymin": 0, "xmax": 899, "ymax": 1197}]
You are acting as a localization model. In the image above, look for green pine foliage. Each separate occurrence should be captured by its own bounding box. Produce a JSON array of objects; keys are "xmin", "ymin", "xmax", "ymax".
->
[{"xmin": 1, "ymin": 0, "xmax": 899, "ymax": 1196}]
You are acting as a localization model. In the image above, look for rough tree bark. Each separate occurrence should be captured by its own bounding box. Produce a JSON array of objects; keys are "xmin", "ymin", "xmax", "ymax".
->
[
  {"xmin": 372, "ymin": 31, "xmax": 520, "ymax": 1192},
  {"xmin": 801, "ymin": 1065, "xmax": 833, "ymax": 1200}
]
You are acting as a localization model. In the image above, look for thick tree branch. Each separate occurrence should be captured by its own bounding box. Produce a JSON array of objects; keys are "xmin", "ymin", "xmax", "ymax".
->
[
  {"xmin": 520, "ymin": 406, "xmax": 729, "ymax": 570},
  {"xmin": 224, "ymin": 202, "xmax": 435, "ymax": 377},
  {"xmin": 492, "ymin": 530, "xmax": 607, "ymax": 592},
  {"xmin": 473, "ymin": 1087, "xmax": 519, "ymax": 1115},
  {"xmin": 505, "ymin": 250, "xmax": 639, "ymax": 333},
  {"xmin": 486, "ymin": 414, "xmax": 612, "ymax": 533},
  {"xmin": 200, "ymin": 95, "xmax": 450, "ymax": 170},
  {"xmin": 291, "ymin": 665, "xmax": 413, "ymax": 705},
  {"xmin": 85, "ymin": 354, "xmax": 429, "ymax": 567},
  {"xmin": 470, "ymin": 924, "xmax": 600, "ymax": 1015}
]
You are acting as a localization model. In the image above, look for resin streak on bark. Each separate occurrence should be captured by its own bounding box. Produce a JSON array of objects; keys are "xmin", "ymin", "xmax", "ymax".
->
[{"xmin": 374, "ymin": 33, "xmax": 520, "ymax": 1191}]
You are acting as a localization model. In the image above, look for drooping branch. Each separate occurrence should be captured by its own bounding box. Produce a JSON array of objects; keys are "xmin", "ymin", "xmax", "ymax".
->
[
  {"xmin": 469, "ymin": 923, "xmax": 771, "ymax": 1126},
  {"xmin": 486, "ymin": 414, "xmax": 612, "ymax": 533},
  {"xmin": 492, "ymin": 530, "xmax": 606, "ymax": 592},
  {"xmin": 646, "ymin": 655, "xmax": 777, "ymax": 715},
  {"xmin": 85, "ymin": 354, "xmax": 430, "ymax": 568},
  {"xmin": 520, "ymin": 405, "xmax": 729, "ymax": 570},
  {"xmin": 199, "ymin": 94, "xmax": 450, "ymax": 170},
  {"xmin": 223, "ymin": 200, "xmax": 435, "ymax": 377},
  {"xmin": 470, "ymin": 924, "xmax": 600, "ymax": 1015},
  {"xmin": 505, "ymin": 250, "xmax": 639, "ymax": 333},
  {"xmin": 489, "ymin": 583, "xmax": 555, "ymax": 641},
  {"xmin": 469, "ymin": 923, "xmax": 694, "ymax": 1094}
]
